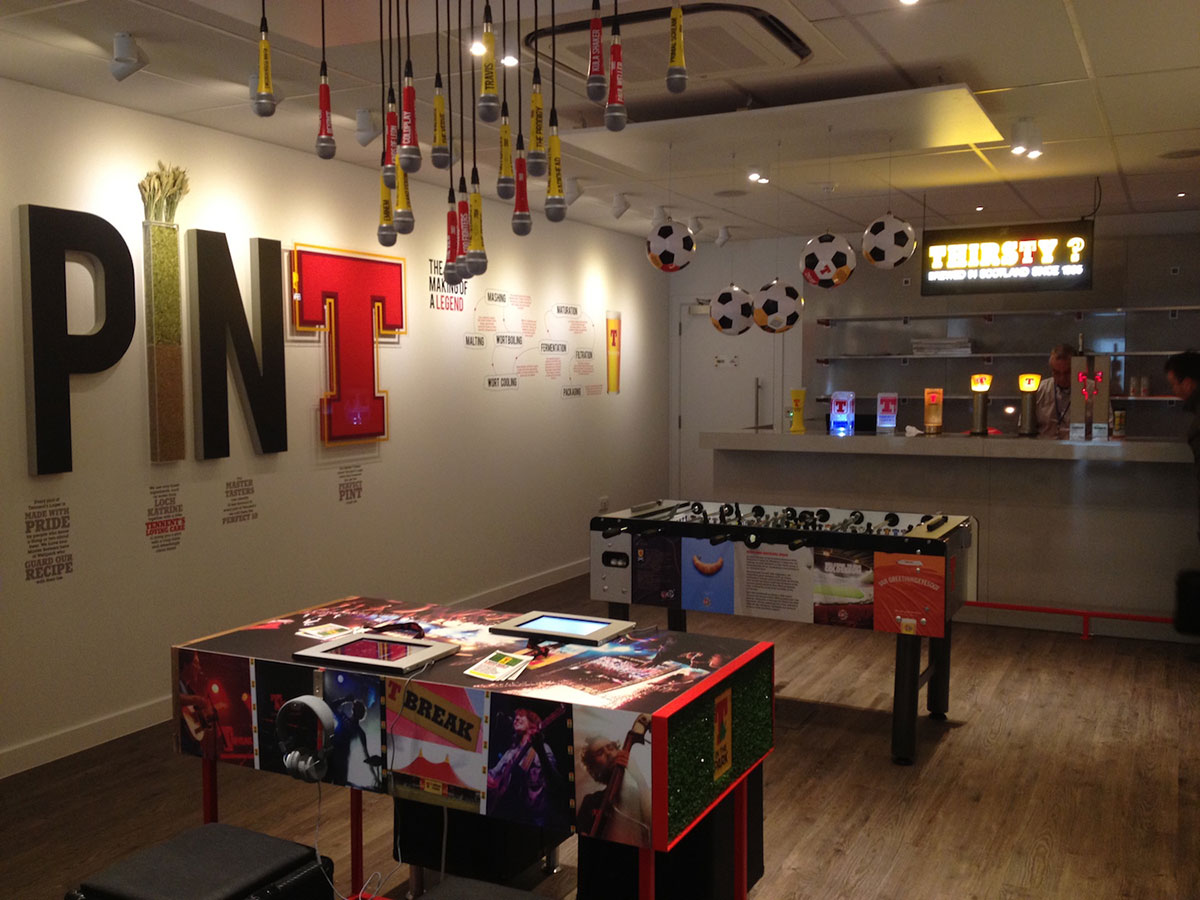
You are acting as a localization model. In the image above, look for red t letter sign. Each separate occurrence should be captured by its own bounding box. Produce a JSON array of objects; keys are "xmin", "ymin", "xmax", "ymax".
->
[{"xmin": 292, "ymin": 247, "xmax": 406, "ymax": 444}]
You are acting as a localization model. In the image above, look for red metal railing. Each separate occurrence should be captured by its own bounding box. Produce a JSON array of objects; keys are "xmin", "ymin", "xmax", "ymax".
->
[{"xmin": 963, "ymin": 600, "xmax": 1173, "ymax": 640}]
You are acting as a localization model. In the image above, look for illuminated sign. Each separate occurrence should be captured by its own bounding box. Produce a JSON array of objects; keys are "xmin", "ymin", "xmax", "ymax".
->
[{"xmin": 920, "ymin": 220, "xmax": 1093, "ymax": 295}]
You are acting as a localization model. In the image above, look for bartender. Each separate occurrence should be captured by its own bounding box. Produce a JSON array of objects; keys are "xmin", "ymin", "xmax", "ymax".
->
[{"xmin": 1035, "ymin": 344, "xmax": 1074, "ymax": 439}]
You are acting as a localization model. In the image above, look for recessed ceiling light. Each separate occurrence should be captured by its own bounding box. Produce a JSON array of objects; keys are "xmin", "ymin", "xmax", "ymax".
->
[
  {"xmin": 714, "ymin": 188, "xmax": 747, "ymax": 198},
  {"xmin": 500, "ymin": 54, "xmax": 519, "ymax": 67},
  {"xmin": 899, "ymin": 0, "xmax": 919, "ymax": 5},
  {"xmin": 976, "ymin": 206, "xmax": 984, "ymax": 211},
  {"xmin": 757, "ymin": 176, "xmax": 770, "ymax": 185},
  {"xmin": 1178, "ymin": 192, "xmax": 1187, "ymax": 198},
  {"xmin": 470, "ymin": 40, "xmax": 486, "ymax": 56}
]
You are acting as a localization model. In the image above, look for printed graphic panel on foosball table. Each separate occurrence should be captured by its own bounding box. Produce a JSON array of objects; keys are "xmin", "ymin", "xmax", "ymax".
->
[{"xmin": 872, "ymin": 553, "xmax": 946, "ymax": 637}]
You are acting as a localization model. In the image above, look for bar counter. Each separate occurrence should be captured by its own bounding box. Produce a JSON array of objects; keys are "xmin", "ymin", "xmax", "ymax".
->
[{"xmin": 700, "ymin": 431, "xmax": 1196, "ymax": 639}]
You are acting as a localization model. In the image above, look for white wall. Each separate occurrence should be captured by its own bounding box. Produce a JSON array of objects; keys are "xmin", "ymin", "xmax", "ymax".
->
[{"xmin": 0, "ymin": 79, "xmax": 670, "ymax": 777}]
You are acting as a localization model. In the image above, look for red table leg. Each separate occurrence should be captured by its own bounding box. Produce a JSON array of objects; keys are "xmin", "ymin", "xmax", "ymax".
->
[
  {"xmin": 351, "ymin": 788, "xmax": 364, "ymax": 894},
  {"xmin": 201, "ymin": 756, "xmax": 218, "ymax": 823},
  {"xmin": 638, "ymin": 845, "xmax": 655, "ymax": 899},
  {"xmin": 733, "ymin": 779, "xmax": 748, "ymax": 900}
]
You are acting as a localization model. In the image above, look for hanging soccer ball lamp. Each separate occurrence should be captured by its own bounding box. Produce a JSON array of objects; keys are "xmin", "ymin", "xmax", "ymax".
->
[
  {"xmin": 605, "ymin": 2, "xmax": 626, "ymax": 131},
  {"xmin": 802, "ymin": 232, "xmax": 856, "ymax": 289},
  {"xmin": 646, "ymin": 220, "xmax": 695, "ymax": 272},
  {"xmin": 862, "ymin": 213, "xmax": 917, "ymax": 268},
  {"xmin": 711, "ymin": 285, "xmax": 753, "ymax": 335},
  {"xmin": 753, "ymin": 280, "xmax": 801, "ymax": 334}
]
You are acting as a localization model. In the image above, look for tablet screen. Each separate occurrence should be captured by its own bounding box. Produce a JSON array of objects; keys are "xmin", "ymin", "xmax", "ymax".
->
[
  {"xmin": 324, "ymin": 637, "xmax": 415, "ymax": 661},
  {"xmin": 518, "ymin": 614, "xmax": 608, "ymax": 636}
]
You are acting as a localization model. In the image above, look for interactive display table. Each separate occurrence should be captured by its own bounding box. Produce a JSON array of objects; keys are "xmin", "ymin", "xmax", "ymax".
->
[
  {"xmin": 173, "ymin": 597, "xmax": 774, "ymax": 900},
  {"xmin": 591, "ymin": 500, "xmax": 977, "ymax": 763}
]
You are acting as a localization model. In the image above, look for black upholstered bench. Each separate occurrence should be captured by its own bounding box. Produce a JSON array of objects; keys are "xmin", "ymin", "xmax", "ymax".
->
[{"xmin": 65, "ymin": 823, "xmax": 333, "ymax": 900}]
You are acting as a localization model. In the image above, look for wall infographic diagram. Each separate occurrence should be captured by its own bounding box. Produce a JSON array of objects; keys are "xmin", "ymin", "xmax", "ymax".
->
[{"xmin": 428, "ymin": 259, "xmax": 610, "ymax": 397}]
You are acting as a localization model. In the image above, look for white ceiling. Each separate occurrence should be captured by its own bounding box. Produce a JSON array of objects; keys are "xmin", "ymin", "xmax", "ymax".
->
[{"xmin": 2, "ymin": 0, "xmax": 1199, "ymax": 243}]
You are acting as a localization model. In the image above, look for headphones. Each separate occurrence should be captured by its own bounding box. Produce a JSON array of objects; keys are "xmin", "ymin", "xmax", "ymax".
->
[{"xmin": 276, "ymin": 694, "xmax": 336, "ymax": 783}]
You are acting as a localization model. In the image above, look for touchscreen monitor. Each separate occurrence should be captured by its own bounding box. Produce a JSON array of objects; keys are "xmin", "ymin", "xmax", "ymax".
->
[
  {"xmin": 488, "ymin": 610, "xmax": 635, "ymax": 646},
  {"xmin": 293, "ymin": 633, "xmax": 459, "ymax": 673}
]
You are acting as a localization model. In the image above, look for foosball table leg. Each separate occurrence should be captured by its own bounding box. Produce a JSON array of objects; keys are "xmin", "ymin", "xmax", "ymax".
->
[
  {"xmin": 891, "ymin": 633, "xmax": 921, "ymax": 765},
  {"xmin": 927, "ymin": 620, "xmax": 952, "ymax": 721}
]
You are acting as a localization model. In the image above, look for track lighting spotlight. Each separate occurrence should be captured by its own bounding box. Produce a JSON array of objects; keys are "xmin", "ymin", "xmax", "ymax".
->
[
  {"xmin": 715, "ymin": 225, "xmax": 731, "ymax": 247},
  {"xmin": 611, "ymin": 193, "xmax": 630, "ymax": 219},
  {"xmin": 564, "ymin": 177, "xmax": 583, "ymax": 206},
  {"xmin": 687, "ymin": 216, "xmax": 703, "ymax": 235},
  {"xmin": 110, "ymin": 32, "xmax": 147, "ymax": 82},
  {"xmin": 650, "ymin": 206, "xmax": 668, "ymax": 228},
  {"xmin": 355, "ymin": 108, "xmax": 381, "ymax": 146}
]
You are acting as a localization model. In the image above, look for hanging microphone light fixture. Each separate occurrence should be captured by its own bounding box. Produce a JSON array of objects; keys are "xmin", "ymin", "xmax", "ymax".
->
[
  {"xmin": 666, "ymin": 1, "xmax": 687, "ymax": 93},
  {"xmin": 585, "ymin": 0, "xmax": 606, "ymax": 101},
  {"xmin": 315, "ymin": 0, "xmax": 335, "ymax": 156},
  {"xmin": 512, "ymin": 0, "xmax": 532, "ymax": 235},
  {"xmin": 527, "ymin": 0, "xmax": 547, "ymax": 177},
  {"xmin": 478, "ymin": 1, "xmax": 500, "ymax": 122},
  {"xmin": 398, "ymin": 0, "xmax": 422, "ymax": 172},
  {"xmin": 543, "ymin": 0, "xmax": 566, "ymax": 222},
  {"xmin": 605, "ymin": 0, "xmax": 625, "ymax": 131},
  {"xmin": 467, "ymin": 0, "xmax": 488, "ymax": 274},
  {"xmin": 431, "ymin": 0, "xmax": 451, "ymax": 168},
  {"xmin": 456, "ymin": 0, "xmax": 472, "ymax": 280},
  {"xmin": 444, "ymin": 0, "xmax": 462, "ymax": 283},
  {"xmin": 396, "ymin": 171, "xmax": 415, "ymax": 234},
  {"xmin": 252, "ymin": 0, "xmax": 276, "ymax": 116},
  {"xmin": 496, "ymin": 0, "xmax": 515, "ymax": 199},
  {"xmin": 375, "ymin": 2, "xmax": 396, "ymax": 246},
  {"xmin": 382, "ymin": 1, "xmax": 398, "ymax": 188},
  {"xmin": 378, "ymin": 152, "xmax": 398, "ymax": 246}
]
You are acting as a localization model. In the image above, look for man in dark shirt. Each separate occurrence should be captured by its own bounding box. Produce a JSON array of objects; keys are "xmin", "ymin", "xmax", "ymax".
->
[{"xmin": 1165, "ymin": 351, "xmax": 1200, "ymax": 543}]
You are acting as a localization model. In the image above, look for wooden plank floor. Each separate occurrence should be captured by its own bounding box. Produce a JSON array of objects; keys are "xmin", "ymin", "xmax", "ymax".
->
[{"xmin": 4, "ymin": 575, "xmax": 1199, "ymax": 899}]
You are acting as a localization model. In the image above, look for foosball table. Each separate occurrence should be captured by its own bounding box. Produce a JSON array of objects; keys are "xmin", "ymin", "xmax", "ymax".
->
[{"xmin": 591, "ymin": 500, "xmax": 977, "ymax": 763}]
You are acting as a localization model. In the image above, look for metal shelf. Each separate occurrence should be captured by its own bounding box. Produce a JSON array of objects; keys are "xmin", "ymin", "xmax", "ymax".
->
[{"xmin": 814, "ymin": 304, "xmax": 1200, "ymax": 327}]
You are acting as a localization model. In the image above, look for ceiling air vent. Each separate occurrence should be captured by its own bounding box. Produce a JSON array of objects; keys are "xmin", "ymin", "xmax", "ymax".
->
[{"xmin": 528, "ymin": 4, "xmax": 811, "ymax": 90}]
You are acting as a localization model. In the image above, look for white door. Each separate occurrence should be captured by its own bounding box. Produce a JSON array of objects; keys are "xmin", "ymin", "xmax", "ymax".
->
[{"xmin": 673, "ymin": 302, "xmax": 781, "ymax": 499}]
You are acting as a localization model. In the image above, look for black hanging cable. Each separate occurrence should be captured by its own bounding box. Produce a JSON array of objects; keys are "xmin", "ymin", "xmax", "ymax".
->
[
  {"xmin": 376, "ymin": 0, "xmax": 396, "ymax": 245},
  {"xmin": 502, "ymin": 0, "xmax": 508, "ymax": 99},
  {"xmin": 379, "ymin": 0, "xmax": 386, "ymax": 124},
  {"xmin": 544, "ymin": 0, "xmax": 565, "ymax": 220},
  {"xmin": 467, "ymin": 0, "xmax": 488, "ymax": 273},
  {"xmin": 458, "ymin": 0, "xmax": 466, "ymax": 185},
  {"xmin": 456, "ymin": 0, "xmax": 471, "ymax": 278},
  {"xmin": 382, "ymin": 0, "xmax": 398, "ymax": 186},
  {"xmin": 471, "ymin": 0, "xmax": 479, "ymax": 171},
  {"xmin": 511, "ymin": 0, "xmax": 531, "ymax": 234},
  {"xmin": 447, "ymin": 0, "xmax": 455, "ymax": 188},
  {"xmin": 444, "ymin": 0, "xmax": 462, "ymax": 285}
]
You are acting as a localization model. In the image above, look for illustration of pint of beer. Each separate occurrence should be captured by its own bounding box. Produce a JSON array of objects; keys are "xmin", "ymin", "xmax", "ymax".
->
[{"xmin": 606, "ymin": 310, "xmax": 621, "ymax": 393}]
